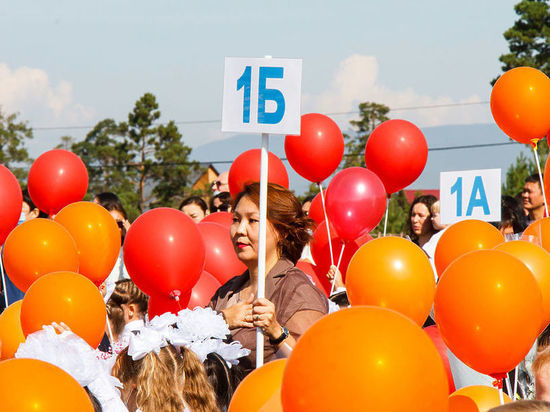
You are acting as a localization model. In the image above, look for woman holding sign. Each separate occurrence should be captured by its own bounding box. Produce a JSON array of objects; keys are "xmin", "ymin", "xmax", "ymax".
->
[{"xmin": 208, "ymin": 183, "xmax": 328, "ymax": 373}]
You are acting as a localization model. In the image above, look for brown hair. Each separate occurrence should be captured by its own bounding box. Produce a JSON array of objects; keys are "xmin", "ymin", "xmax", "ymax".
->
[
  {"xmin": 534, "ymin": 347, "xmax": 550, "ymax": 376},
  {"xmin": 106, "ymin": 280, "xmax": 149, "ymax": 339},
  {"xmin": 234, "ymin": 183, "xmax": 315, "ymax": 264},
  {"xmin": 181, "ymin": 347, "xmax": 219, "ymax": 412},
  {"xmin": 488, "ymin": 400, "xmax": 550, "ymax": 411},
  {"xmin": 112, "ymin": 345, "xmax": 219, "ymax": 412},
  {"xmin": 112, "ymin": 345, "xmax": 187, "ymax": 412}
]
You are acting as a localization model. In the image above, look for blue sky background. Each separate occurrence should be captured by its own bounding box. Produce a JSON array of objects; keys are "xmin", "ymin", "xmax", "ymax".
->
[{"xmin": 0, "ymin": 0, "xmax": 527, "ymax": 189}]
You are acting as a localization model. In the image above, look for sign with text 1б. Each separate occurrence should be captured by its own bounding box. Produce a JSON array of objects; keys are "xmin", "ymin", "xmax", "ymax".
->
[
  {"xmin": 222, "ymin": 57, "xmax": 302, "ymax": 135},
  {"xmin": 440, "ymin": 168, "xmax": 501, "ymax": 225}
]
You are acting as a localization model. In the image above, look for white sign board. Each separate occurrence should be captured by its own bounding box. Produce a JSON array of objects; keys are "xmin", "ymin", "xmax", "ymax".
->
[
  {"xmin": 440, "ymin": 168, "xmax": 501, "ymax": 225},
  {"xmin": 222, "ymin": 57, "xmax": 302, "ymax": 135}
]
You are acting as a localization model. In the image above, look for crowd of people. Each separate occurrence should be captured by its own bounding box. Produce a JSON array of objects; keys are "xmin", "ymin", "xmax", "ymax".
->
[{"xmin": 2, "ymin": 170, "xmax": 550, "ymax": 411}]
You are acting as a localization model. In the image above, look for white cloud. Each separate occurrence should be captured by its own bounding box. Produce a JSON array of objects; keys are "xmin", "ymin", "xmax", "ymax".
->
[
  {"xmin": 0, "ymin": 63, "xmax": 95, "ymax": 127},
  {"xmin": 302, "ymin": 54, "xmax": 492, "ymax": 130}
]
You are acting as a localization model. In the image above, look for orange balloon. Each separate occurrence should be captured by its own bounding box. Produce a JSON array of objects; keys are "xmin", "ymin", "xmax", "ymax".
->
[
  {"xmin": 229, "ymin": 359, "xmax": 286, "ymax": 412},
  {"xmin": 20, "ymin": 272, "xmax": 107, "ymax": 348},
  {"xmin": 434, "ymin": 220, "xmax": 505, "ymax": 277},
  {"xmin": 346, "ymin": 237, "xmax": 435, "ymax": 326},
  {"xmin": 450, "ymin": 386, "xmax": 512, "ymax": 412},
  {"xmin": 0, "ymin": 301, "xmax": 25, "ymax": 359},
  {"xmin": 435, "ymin": 250, "xmax": 543, "ymax": 377},
  {"xmin": 494, "ymin": 240, "xmax": 550, "ymax": 329},
  {"xmin": 490, "ymin": 67, "xmax": 550, "ymax": 144},
  {"xmin": 3, "ymin": 218, "xmax": 79, "ymax": 292},
  {"xmin": 0, "ymin": 358, "xmax": 93, "ymax": 411},
  {"xmin": 281, "ymin": 307, "xmax": 449, "ymax": 412},
  {"xmin": 522, "ymin": 217, "xmax": 550, "ymax": 253},
  {"xmin": 448, "ymin": 395, "xmax": 478, "ymax": 412},
  {"xmin": 545, "ymin": 157, "xmax": 550, "ymax": 211},
  {"xmin": 55, "ymin": 201, "xmax": 120, "ymax": 285}
]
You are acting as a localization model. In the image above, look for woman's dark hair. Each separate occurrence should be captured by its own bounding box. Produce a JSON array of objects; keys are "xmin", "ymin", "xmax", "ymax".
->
[
  {"xmin": 406, "ymin": 194, "xmax": 438, "ymax": 242},
  {"xmin": 22, "ymin": 188, "xmax": 48, "ymax": 218},
  {"xmin": 179, "ymin": 196, "xmax": 208, "ymax": 213},
  {"xmin": 210, "ymin": 192, "xmax": 232, "ymax": 213},
  {"xmin": 234, "ymin": 183, "xmax": 315, "ymax": 264},
  {"xmin": 302, "ymin": 194, "xmax": 315, "ymax": 204},
  {"xmin": 499, "ymin": 195, "xmax": 528, "ymax": 234},
  {"xmin": 94, "ymin": 192, "xmax": 128, "ymax": 220},
  {"xmin": 204, "ymin": 353, "xmax": 245, "ymax": 412},
  {"xmin": 84, "ymin": 386, "xmax": 103, "ymax": 412}
]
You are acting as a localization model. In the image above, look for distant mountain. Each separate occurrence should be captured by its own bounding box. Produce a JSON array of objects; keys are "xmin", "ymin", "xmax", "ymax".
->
[{"xmin": 190, "ymin": 123, "xmax": 527, "ymax": 195}]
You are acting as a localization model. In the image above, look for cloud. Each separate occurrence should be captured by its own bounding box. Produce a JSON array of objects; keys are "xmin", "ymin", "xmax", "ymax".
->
[
  {"xmin": 302, "ymin": 54, "xmax": 491, "ymax": 130},
  {"xmin": 0, "ymin": 63, "xmax": 95, "ymax": 127}
]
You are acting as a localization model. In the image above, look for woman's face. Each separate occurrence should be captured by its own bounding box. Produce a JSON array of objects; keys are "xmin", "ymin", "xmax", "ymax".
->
[
  {"xmin": 182, "ymin": 203, "xmax": 206, "ymax": 223},
  {"xmin": 230, "ymin": 196, "xmax": 279, "ymax": 265},
  {"xmin": 411, "ymin": 203, "xmax": 433, "ymax": 236}
]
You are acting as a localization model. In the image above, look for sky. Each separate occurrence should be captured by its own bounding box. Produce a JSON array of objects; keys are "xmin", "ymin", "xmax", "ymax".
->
[{"xmin": 0, "ymin": 0, "xmax": 519, "ymax": 158}]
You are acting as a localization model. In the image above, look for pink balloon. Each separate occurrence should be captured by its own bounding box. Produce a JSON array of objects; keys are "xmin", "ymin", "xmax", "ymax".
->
[
  {"xmin": 0, "ymin": 165, "xmax": 22, "ymax": 245},
  {"xmin": 325, "ymin": 167, "xmax": 386, "ymax": 241},
  {"xmin": 197, "ymin": 222, "xmax": 247, "ymax": 284},
  {"xmin": 188, "ymin": 271, "xmax": 222, "ymax": 308}
]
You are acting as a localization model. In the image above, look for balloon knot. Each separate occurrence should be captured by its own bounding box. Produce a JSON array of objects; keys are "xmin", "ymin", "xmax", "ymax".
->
[
  {"xmin": 170, "ymin": 290, "xmax": 181, "ymax": 301},
  {"xmin": 492, "ymin": 379, "xmax": 504, "ymax": 390},
  {"xmin": 531, "ymin": 139, "xmax": 540, "ymax": 150}
]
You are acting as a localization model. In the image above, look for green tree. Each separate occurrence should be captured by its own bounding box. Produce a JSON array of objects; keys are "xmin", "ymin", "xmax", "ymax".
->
[
  {"xmin": 72, "ymin": 93, "xmax": 199, "ymax": 220},
  {"xmin": 371, "ymin": 190, "xmax": 410, "ymax": 236},
  {"xmin": 343, "ymin": 102, "xmax": 390, "ymax": 168},
  {"xmin": 492, "ymin": 0, "xmax": 550, "ymax": 84},
  {"xmin": 503, "ymin": 141, "xmax": 548, "ymax": 197},
  {"xmin": 0, "ymin": 109, "xmax": 33, "ymax": 181}
]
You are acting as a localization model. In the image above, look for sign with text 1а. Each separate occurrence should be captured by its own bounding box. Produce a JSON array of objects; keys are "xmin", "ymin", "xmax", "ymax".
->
[
  {"xmin": 440, "ymin": 168, "xmax": 501, "ymax": 225},
  {"xmin": 222, "ymin": 57, "xmax": 302, "ymax": 135}
]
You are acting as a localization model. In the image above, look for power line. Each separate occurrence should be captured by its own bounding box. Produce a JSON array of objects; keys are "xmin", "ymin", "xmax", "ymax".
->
[
  {"xmin": 30, "ymin": 100, "xmax": 491, "ymax": 131},
  {"xmin": 81, "ymin": 140, "xmax": 519, "ymax": 168}
]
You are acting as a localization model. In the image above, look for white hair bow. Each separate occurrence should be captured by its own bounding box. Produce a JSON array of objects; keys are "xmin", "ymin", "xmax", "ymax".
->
[{"xmin": 127, "ymin": 327, "xmax": 167, "ymax": 361}]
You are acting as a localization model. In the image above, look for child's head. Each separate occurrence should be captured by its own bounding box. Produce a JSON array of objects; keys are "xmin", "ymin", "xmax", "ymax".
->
[
  {"xmin": 113, "ymin": 343, "xmax": 219, "ymax": 412},
  {"xmin": 107, "ymin": 280, "xmax": 149, "ymax": 339},
  {"xmin": 430, "ymin": 201, "xmax": 446, "ymax": 231}
]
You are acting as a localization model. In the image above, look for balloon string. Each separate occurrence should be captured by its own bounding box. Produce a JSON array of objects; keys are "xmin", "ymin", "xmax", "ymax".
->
[
  {"xmin": 174, "ymin": 295, "xmax": 183, "ymax": 311},
  {"xmin": 499, "ymin": 388, "xmax": 504, "ymax": 405},
  {"xmin": 330, "ymin": 242, "xmax": 346, "ymax": 296},
  {"xmin": 505, "ymin": 376, "xmax": 512, "ymax": 400},
  {"xmin": 513, "ymin": 365, "xmax": 518, "ymax": 400},
  {"xmin": 106, "ymin": 314, "xmax": 115, "ymax": 345},
  {"xmin": 318, "ymin": 183, "xmax": 334, "ymax": 266},
  {"xmin": 383, "ymin": 195, "xmax": 390, "ymax": 237},
  {"xmin": 532, "ymin": 144, "xmax": 549, "ymax": 217},
  {"xmin": 0, "ymin": 253, "xmax": 9, "ymax": 309}
]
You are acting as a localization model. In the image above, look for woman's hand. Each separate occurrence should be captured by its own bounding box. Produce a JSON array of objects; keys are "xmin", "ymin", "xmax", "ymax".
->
[
  {"xmin": 221, "ymin": 293, "xmax": 255, "ymax": 329},
  {"xmin": 252, "ymin": 297, "xmax": 282, "ymax": 340},
  {"xmin": 326, "ymin": 265, "xmax": 345, "ymax": 289}
]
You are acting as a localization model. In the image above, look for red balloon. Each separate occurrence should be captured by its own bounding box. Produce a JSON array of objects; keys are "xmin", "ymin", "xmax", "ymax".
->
[
  {"xmin": 228, "ymin": 149, "xmax": 289, "ymax": 197},
  {"xmin": 197, "ymin": 222, "xmax": 247, "ymax": 284},
  {"xmin": 124, "ymin": 208, "xmax": 205, "ymax": 298},
  {"xmin": 0, "ymin": 165, "xmax": 22, "ymax": 245},
  {"xmin": 188, "ymin": 271, "xmax": 222, "ymax": 308},
  {"xmin": 285, "ymin": 113, "xmax": 344, "ymax": 183},
  {"xmin": 308, "ymin": 193, "xmax": 325, "ymax": 226},
  {"xmin": 424, "ymin": 325, "xmax": 456, "ymax": 394},
  {"xmin": 311, "ymin": 221, "xmax": 373, "ymax": 284},
  {"xmin": 148, "ymin": 291, "xmax": 191, "ymax": 319},
  {"xmin": 325, "ymin": 167, "xmax": 386, "ymax": 241},
  {"xmin": 295, "ymin": 260, "xmax": 329, "ymax": 297},
  {"xmin": 202, "ymin": 211, "xmax": 234, "ymax": 228},
  {"xmin": 365, "ymin": 119, "xmax": 428, "ymax": 194},
  {"xmin": 28, "ymin": 149, "xmax": 88, "ymax": 215}
]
